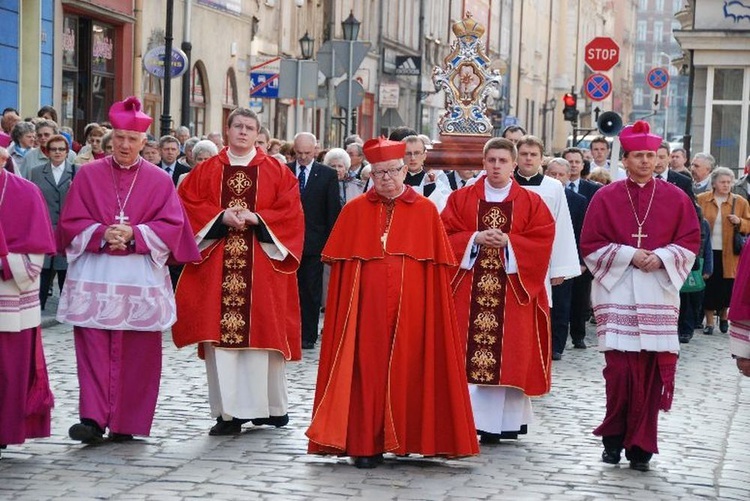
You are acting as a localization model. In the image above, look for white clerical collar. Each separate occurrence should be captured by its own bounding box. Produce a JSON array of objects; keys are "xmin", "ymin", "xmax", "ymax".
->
[
  {"xmin": 228, "ymin": 148, "xmax": 256, "ymax": 166},
  {"xmin": 516, "ymin": 170, "xmax": 540, "ymax": 181},
  {"xmin": 113, "ymin": 157, "xmax": 141, "ymax": 170},
  {"xmin": 484, "ymin": 178, "xmax": 512, "ymax": 200}
]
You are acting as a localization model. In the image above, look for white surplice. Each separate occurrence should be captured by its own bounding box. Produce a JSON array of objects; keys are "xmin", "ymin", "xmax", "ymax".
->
[{"xmin": 584, "ymin": 242, "xmax": 695, "ymax": 353}]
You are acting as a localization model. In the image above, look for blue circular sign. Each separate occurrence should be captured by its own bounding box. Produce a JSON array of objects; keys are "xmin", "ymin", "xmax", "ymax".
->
[
  {"xmin": 143, "ymin": 46, "xmax": 189, "ymax": 79},
  {"xmin": 584, "ymin": 73, "xmax": 612, "ymax": 101},
  {"xmin": 647, "ymin": 67, "xmax": 669, "ymax": 90}
]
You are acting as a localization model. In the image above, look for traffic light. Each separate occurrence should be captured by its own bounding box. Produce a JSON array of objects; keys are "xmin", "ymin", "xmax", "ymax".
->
[{"xmin": 563, "ymin": 93, "xmax": 579, "ymax": 122}]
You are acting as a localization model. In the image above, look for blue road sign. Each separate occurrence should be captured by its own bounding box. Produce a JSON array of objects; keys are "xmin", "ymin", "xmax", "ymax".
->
[
  {"xmin": 647, "ymin": 67, "xmax": 669, "ymax": 90},
  {"xmin": 584, "ymin": 73, "xmax": 612, "ymax": 101},
  {"xmin": 250, "ymin": 72, "xmax": 279, "ymax": 98}
]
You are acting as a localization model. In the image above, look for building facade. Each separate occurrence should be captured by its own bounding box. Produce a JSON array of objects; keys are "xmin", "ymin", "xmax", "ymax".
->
[
  {"xmin": 0, "ymin": 1, "xmax": 55, "ymax": 117},
  {"xmin": 675, "ymin": 0, "xmax": 750, "ymax": 172}
]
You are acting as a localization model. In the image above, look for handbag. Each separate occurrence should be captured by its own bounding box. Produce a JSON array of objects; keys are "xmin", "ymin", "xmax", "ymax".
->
[
  {"xmin": 731, "ymin": 196, "xmax": 747, "ymax": 255},
  {"xmin": 680, "ymin": 257, "xmax": 705, "ymax": 293}
]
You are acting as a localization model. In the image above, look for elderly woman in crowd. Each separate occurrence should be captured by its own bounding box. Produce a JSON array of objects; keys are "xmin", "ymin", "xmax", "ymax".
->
[
  {"xmin": 8, "ymin": 121, "xmax": 35, "ymax": 168},
  {"xmin": 182, "ymin": 136, "xmax": 200, "ymax": 167},
  {"xmin": 324, "ymin": 147, "xmax": 365, "ymax": 206},
  {"xmin": 73, "ymin": 125, "xmax": 106, "ymax": 166},
  {"xmin": 697, "ymin": 167, "xmax": 750, "ymax": 335},
  {"xmin": 588, "ymin": 166, "xmax": 612, "ymax": 185},
  {"xmin": 27, "ymin": 134, "xmax": 76, "ymax": 309},
  {"xmin": 101, "ymin": 131, "xmax": 113, "ymax": 155},
  {"xmin": 191, "ymin": 139, "xmax": 218, "ymax": 165}
]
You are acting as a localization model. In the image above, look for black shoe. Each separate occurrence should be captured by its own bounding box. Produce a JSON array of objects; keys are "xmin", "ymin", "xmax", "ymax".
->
[
  {"xmin": 703, "ymin": 325, "xmax": 714, "ymax": 335},
  {"xmin": 69, "ymin": 421, "xmax": 105, "ymax": 444},
  {"xmin": 302, "ymin": 341, "xmax": 315, "ymax": 350},
  {"xmin": 498, "ymin": 431, "xmax": 519, "ymax": 440},
  {"xmin": 209, "ymin": 417, "xmax": 242, "ymax": 436},
  {"xmin": 573, "ymin": 340, "xmax": 587, "ymax": 349},
  {"xmin": 720, "ymin": 319, "xmax": 729, "ymax": 333},
  {"xmin": 552, "ymin": 352, "xmax": 562, "ymax": 361},
  {"xmin": 601, "ymin": 448, "xmax": 622, "ymax": 464},
  {"xmin": 629, "ymin": 460, "xmax": 650, "ymax": 472},
  {"xmin": 109, "ymin": 432, "xmax": 134, "ymax": 442},
  {"xmin": 353, "ymin": 455, "xmax": 382, "ymax": 469},
  {"xmin": 251, "ymin": 414, "xmax": 289, "ymax": 428},
  {"xmin": 678, "ymin": 335, "xmax": 691, "ymax": 344},
  {"xmin": 478, "ymin": 430, "xmax": 502, "ymax": 444}
]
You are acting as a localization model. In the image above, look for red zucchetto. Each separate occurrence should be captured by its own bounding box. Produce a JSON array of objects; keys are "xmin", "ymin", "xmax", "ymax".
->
[
  {"xmin": 363, "ymin": 136, "xmax": 406, "ymax": 164},
  {"xmin": 619, "ymin": 120, "xmax": 662, "ymax": 153},
  {"xmin": 108, "ymin": 96, "xmax": 153, "ymax": 133}
]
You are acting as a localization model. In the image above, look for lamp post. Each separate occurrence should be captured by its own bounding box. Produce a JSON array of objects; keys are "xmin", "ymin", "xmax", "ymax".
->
[
  {"xmin": 341, "ymin": 11, "xmax": 360, "ymax": 136},
  {"xmin": 294, "ymin": 32, "xmax": 315, "ymax": 135},
  {"xmin": 659, "ymin": 52, "xmax": 671, "ymax": 138},
  {"xmin": 540, "ymin": 97, "xmax": 557, "ymax": 151}
]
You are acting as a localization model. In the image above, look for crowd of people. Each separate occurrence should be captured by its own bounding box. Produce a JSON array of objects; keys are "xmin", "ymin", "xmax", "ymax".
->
[{"xmin": 1, "ymin": 99, "xmax": 748, "ymax": 478}]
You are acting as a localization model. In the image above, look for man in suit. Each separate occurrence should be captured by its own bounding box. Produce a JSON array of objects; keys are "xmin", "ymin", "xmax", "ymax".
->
[
  {"xmin": 288, "ymin": 132, "xmax": 341, "ymax": 349},
  {"xmin": 545, "ymin": 158, "xmax": 588, "ymax": 360},
  {"xmin": 28, "ymin": 134, "xmax": 76, "ymax": 309},
  {"xmin": 562, "ymin": 147, "xmax": 601, "ymax": 349},
  {"xmin": 446, "ymin": 169, "xmax": 478, "ymax": 190},
  {"xmin": 158, "ymin": 135, "xmax": 191, "ymax": 186},
  {"xmin": 655, "ymin": 142, "xmax": 695, "ymax": 202}
]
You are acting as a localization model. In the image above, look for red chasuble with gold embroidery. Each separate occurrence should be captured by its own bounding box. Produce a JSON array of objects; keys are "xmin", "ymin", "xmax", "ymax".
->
[
  {"xmin": 441, "ymin": 180, "xmax": 555, "ymax": 396},
  {"xmin": 172, "ymin": 148, "xmax": 304, "ymax": 361},
  {"xmin": 307, "ymin": 187, "xmax": 479, "ymax": 458}
]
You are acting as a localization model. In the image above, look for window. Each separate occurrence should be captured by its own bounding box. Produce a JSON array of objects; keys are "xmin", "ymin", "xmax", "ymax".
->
[
  {"xmin": 637, "ymin": 21, "xmax": 647, "ymax": 42},
  {"xmin": 653, "ymin": 21, "xmax": 663, "ymax": 43},
  {"xmin": 634, "ymin": 87, "xmax": 644, "ymax": 107},
  {"xmin": 190, "ymin": 62, "xmax": 208, "ymax": 137},
  {"xmin": 60, "ymin": 15, "xmax": 117, "ymax": 140},
  {"xmin": 705, "ymin": 67, "xmax": 750, "ymax": 173},
  {"xmin": 639, "ymin": 0, "xmax": 648, "ymax": 10},
  {"xmin": 635, "ymin": 51, "xmax": 646, "ymax": 74},
  {"xmin": 656, "ymin": 0, "xmax": 664, "ymax": 10}
]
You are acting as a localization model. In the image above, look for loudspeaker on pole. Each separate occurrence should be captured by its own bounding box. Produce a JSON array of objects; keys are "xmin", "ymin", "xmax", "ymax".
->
[{"xmin": 597, "ymin": 111, "xmax": 623, "ymax": 137}]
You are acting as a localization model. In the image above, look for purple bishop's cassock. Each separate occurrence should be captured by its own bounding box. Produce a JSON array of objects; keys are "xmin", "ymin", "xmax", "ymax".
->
[
  {"xmin": 56, "ymin": 97, "xmax": 200, "ymax": 441},
  {"xmin": 0, "ymin": 168, "xmax": 56, "ymax": 454}
]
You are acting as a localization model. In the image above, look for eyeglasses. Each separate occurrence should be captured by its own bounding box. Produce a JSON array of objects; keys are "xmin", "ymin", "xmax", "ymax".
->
[
  {"xmin": 47, "ymin": 147, "xmax": 67, "ymax": 153},
  {"xmin": 404, "ymin": 151, "xmax": 425, "ymax": 158},
  {"xmin": 371, "ymin": 167, "xmax": 404, "ymax": 179}
]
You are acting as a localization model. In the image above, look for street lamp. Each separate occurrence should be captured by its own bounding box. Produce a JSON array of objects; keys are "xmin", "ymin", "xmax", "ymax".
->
[
  {"xmin": 342, "ymin": 11, "xmax": 360, "ymax": 135},
  {"xmin": 342, "ymin": 11, "xmax": 361, "ymax": 42},
  {"xmin": 299, "ymin": 32, "xmax": 314, "ymax": 60},
  {"xmin": 293, "ymin": 32, "xmax": 315, "ymax": 135}
]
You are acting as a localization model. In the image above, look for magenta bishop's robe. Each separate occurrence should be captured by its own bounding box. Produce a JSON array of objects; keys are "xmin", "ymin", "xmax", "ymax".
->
[
  {"xmin": 55, "ymin": 156, "xmax": 200, "ymax": 437},
  {"xmin": 0, "ymin": 170, "xmax": 56, "ymax": 446}
]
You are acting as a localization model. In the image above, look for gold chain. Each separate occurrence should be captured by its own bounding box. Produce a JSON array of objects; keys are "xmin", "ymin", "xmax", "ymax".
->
[{"xmin": 624, "ymin": 180, "xmax": 657, "ymax": 228}]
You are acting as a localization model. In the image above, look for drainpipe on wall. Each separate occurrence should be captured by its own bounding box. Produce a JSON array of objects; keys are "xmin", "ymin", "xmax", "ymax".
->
[{"xmin": 133, "ymin": 0, "xmax": 143, "ymax": 101}]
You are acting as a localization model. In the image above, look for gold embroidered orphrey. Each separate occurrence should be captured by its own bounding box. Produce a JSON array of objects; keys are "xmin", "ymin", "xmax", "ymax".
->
[
  {"xmin": 218, "ymin": 165, "xmax": 258, "ymax": 347},
  {"xmin": 466, "ymin": 201, "xmax": 512, "ymax": 385}
]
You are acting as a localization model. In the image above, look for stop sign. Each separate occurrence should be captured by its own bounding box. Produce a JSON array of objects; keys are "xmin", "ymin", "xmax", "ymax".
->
[{"xmin": 585, "ymin": 37, "xmax": 620, "ymax": 72}]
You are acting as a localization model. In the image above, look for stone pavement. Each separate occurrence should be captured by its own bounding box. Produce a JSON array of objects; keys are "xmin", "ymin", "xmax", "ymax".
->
[{"xmin": 2, "ymin": 303, "xmax": 749, "ymax": 500}]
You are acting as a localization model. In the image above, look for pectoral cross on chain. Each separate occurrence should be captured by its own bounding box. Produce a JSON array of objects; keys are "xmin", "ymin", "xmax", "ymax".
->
[
  {"xmin": 115, "ymin": 210, "xmax": 130, "ymax": 225},
  {"xmin": 632, "ymin": 225, "xmax": 647, "ymax": 248}
]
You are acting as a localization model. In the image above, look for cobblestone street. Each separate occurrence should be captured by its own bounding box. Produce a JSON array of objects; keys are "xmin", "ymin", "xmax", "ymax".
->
[{"xmin": 1, "ymin": 305, "xmax": 748, "ymax": 500}]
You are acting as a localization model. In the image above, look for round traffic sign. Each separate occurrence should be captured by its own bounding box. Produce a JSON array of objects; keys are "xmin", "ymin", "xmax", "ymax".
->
[
  {"xmin": 647, "ymin": 67, "xmax": 670, "ymax": 90},
  {"xmin": 143, "ymin": 46, "xmax": 189, "ymax": 79},
  {"xmin": 584, "ymin": 73, "xmax": 612, "ymax": 101}
]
